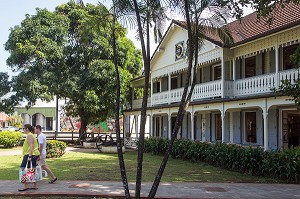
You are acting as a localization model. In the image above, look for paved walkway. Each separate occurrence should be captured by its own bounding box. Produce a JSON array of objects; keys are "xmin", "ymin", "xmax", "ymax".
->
[
  {"xmin": 1, "ymin": 148, "xmax": 300, "ymax": 198},
  {"xmin": 0, "ymin": 180, "xmax": 300, "ymax": 199}
]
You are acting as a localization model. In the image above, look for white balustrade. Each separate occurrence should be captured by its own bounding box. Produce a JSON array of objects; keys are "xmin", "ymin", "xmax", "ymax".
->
[
  {"xmin": 152, "ymin": 91, "xmax": 169, "ymax": 105},
  {"xmin": 192, "ymin": 80, "xmax": 223, "ymax": 100},
  {"xmin": 234, "ymin": 74, "xmax": 276, "ymax": 96},
  {"xmin": 132, "ymin": 98, "xmax": 151, "ymax": 109},
  {"xmin": 170, "ymin": 88, "xmax": 184, "ymax": 103},
  {"xmin": 150, "ymin": 68, "xmax": 300, "ymax": 106},
  {"xmin": 279, "ymin": 68, "xmax": 300, "ymax": 85}
]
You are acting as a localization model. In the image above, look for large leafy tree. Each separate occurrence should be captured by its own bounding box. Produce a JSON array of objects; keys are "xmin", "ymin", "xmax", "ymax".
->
[
  {"xmin": 0, "ymin": 72, "xmax": 16, "ymax": 113},
  {"xmin": 4, "ymin": 1, "xmax": 142, "ymax": 135}
]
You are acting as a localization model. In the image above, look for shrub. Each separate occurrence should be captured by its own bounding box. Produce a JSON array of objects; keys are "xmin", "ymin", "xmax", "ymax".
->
[
  {"xmin": 144, "ymin": 137, "xmax": 300, "ymax": 183},
  {"xmin": 0, "ymin": 131, "xmax": 23, "ymax": 148},
  {"xmin": 46, "ymin": 140, "xmax": 67, "ymax": 158}
]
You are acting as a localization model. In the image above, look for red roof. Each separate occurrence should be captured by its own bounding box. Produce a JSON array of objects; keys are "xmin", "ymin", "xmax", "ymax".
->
[{"xmin": 173, "ymin": 3, "xmax": 300, "ymax": 47}]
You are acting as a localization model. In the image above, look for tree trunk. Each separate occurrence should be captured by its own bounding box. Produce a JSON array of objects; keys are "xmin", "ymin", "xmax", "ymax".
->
[
  {"xmin": 112, "ymin": 3, "xmax": 131, "ymax": 198},
  {"xmin": 132, "ymin": 0, "xmax": 150, "ymax": 198},
  {"xmin": 148, "ymin": 1, "xmax": 197, "ymax": 197},
  {"xmin": 79, "ymin": 119, "xmax": 87, "ymax": 139}
]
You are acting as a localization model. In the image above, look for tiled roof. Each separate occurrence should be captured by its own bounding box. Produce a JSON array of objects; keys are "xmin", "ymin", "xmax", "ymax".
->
[{"xmin": 173, "ymin": 3, "xmax": 300, "ymax": 47}]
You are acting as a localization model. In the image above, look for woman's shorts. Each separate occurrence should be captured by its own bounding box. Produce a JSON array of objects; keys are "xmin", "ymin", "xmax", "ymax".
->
[{"xmin": 20, "ymin": 154, "xmax": 39, "ymax": 168}]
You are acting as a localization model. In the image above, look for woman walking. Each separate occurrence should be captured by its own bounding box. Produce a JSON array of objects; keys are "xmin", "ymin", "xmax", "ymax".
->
[{"xmin": 19, "ymin": 124, "xmax": 40, "ymax": 191}]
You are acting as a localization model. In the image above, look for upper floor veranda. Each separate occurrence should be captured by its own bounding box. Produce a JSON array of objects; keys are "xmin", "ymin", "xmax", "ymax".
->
[{"xmin": 130, "ymin": 4, "xmax": 300, "ymax": 109}]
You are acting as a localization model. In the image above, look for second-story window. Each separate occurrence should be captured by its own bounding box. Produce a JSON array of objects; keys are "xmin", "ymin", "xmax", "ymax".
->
[
  {"xmin": 171, "ymin": 76, "xmax": 178, "ymax": 89},
  {"xmin": 213, "ymin": 65, "xmax": 221, "ymax": 80},
  {"xmin": 153, "ymin": 81, "xmax": 161, "ymax": 93},
  {"xmin": 245, "ymin": 56, "xmax": 256, "ymax": 77},
  {"xmin": 283, "ymin": 43, "xmax": 299, "ymax": 70}
]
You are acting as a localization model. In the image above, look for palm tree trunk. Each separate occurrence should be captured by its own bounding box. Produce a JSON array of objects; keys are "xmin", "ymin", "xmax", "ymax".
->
[
  {"xmin": 132, "ymin": 0, "xmax": 151, "ymax": 198},
  {"xmin": 112, "ymin": 2, "xmax": 131, "ymax": 198},
  {"xmin": 148, "ymin": 1, "xmax": 197, "ymax": 197}
]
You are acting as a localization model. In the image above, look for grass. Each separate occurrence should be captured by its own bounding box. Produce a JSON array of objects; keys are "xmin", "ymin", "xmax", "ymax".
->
[{"xmin": 0, "ymin": 147, "xmax": 281, "ymax": 183}]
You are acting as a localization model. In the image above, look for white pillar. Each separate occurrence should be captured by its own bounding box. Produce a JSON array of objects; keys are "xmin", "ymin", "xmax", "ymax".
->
[
  {"xmin": 168, "ymin": 114, "xmax": 172, "ymax": 140},
  {"xmin": 221, "ymin": 49, "xmax": 225, "ymax": 98},
  {"xmin": 221, "ymin": 110, "xmax": 226, "ymax": 143},
  {"xmin": 191, "ymin": 112, "xmax": 195, "ymax": 141},
  {"xmin": 275, "ymin": 44, "xmax": 279, "ymax": 88},
  {"xmin": 263, "ymin": 108, "xmax": 269, "ymax": 151},
  {"xmin": 135, "ymin": 115, "xmax": 139, "ymax": 140},
  {"xmin": 232, "ymin": 58, "xmax": 236, "ymax": 81},
  {"xmin": 149, "ymin": 114, "xmax": 153, "ymax": 138},
  {"xmin": 150, "ymin": 79, "xmax": 153, "ymax": 106},
  {"xmin": 168, "ymin": 73, "xmax": 171, "ymax": 104},
  {"xmin": 229, "ymin": 112, "xmax": 234, "ymax": 143}
]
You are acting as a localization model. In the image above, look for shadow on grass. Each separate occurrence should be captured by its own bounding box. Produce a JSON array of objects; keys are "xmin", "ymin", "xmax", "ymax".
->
[{"xmin": 0, "ymin": 149, "xmax": 283, "ymax": 183}]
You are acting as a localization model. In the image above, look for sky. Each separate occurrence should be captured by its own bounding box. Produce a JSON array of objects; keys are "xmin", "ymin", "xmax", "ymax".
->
[{"xmin": 0, "ymin": 1, "xmax": 253, "ymax": 77}]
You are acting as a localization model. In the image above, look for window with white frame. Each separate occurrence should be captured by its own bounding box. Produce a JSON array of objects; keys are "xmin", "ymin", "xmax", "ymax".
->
[{"xmin": 213, "ymin": 65, "xmax": 221, "ymax": 80}]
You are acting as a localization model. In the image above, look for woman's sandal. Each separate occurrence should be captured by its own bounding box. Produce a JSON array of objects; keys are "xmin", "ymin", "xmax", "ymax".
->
[
  {"xmin": 49, "ymin": 177, "xmax": 57, "ymax": 184},
  {"xmin": 31, "ymin": 187, "xmax": 38, "ymax": 190},
  {"xmin": 18, "ymin": 188, "xmax": 29, "ymax": 191}
]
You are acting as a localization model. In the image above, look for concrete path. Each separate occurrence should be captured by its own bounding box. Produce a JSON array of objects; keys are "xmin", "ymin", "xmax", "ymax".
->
[
  {"xmin": 0, "ymin": 149, "xmax": 22, "ymax": 156},
  {"xmin": 0, "ymin": 180, "xmax": 299, "ymax": 199}
]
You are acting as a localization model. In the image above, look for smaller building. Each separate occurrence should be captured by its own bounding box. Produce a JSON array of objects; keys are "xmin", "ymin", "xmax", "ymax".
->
[
  {"xmin": 0, "ymin": 112, "xmax": 11, "ymax": 128},
  {"xmin": 15, "ymin": 97, "xmax": 66, "ymax": 131}
]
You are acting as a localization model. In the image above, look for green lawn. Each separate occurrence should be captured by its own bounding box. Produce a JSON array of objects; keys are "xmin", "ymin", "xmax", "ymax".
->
[{"xmin": 0, "ymin": 148, "xmax": 281, "ymax": 183}]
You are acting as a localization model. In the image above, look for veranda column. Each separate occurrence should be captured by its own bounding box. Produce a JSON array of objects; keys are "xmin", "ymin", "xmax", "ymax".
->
[
  {"xmin": 149, "ymin": 114, "xmax": 153, "ymax": 138},
  {"xmin": 221, "ymin": 49, "xmax": 225, "ymax": 98},
  {"xmin": 275, "ymin": 44, "xmax": 279, "ymax": 88},
  {"xmin": 168, "ymin": 114, "xmax": 172, "ymax": 140},
  {"xmin": 168, "ymin": 73, "xmax": 171, "ymax": 104},
  {"xmin": 135, "ymin": 115, "xmax": 139, "ymax": 140},
  {"xmin": 221, "ymin": 110, "xmax": 226, "ymax": 143},
  {"xmin": 263, "ymin": 108, "xmax": 269, "ymax": 151},
  {"xmin": 229, "ymin": 112, "xmax": 234, "ymax": 143},
  {"xmin": 191, "ymin": 112, "xmax": 195, "ymax": 141},
  {"xmin": 150, "ymin": 78, "xmax": 153, "ymax": 106},
  {"xmin": 232, "ymin": 59, "xmax": 236, "ymax": 81}
]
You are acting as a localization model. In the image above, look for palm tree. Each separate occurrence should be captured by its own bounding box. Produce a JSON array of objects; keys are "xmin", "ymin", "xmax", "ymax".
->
[
  {"xmin": 80, "ymin": 2, "xmax": 132, "ymax": 197},
  {"xmin": 114, "ymin": 1, "xmax": 167, "ymax": 198},
  {"xmin": 148, "ymin": 0, "xmax": 236, "ymax": 197},
  {"xmin": 111, "ymin": 1, "xmax": 131, "ymax": 198}
]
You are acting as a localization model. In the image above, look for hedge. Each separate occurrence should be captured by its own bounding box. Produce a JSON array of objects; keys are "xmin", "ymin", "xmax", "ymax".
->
[
  {"xmin": 46, "ymin": 140, "xmax": 67, "ymax": 158},
  {"xmin": 0, "ymin": 131, "xmax": 23, "ymax": 148},
  {"xmin": 143, "ymin": 138, "xmax": 300, "ymax": 183}
]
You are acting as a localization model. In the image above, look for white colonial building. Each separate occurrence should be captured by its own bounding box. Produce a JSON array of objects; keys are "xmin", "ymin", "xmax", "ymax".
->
[{"xmin": 124, "ymin": 3, "xmax": 300, "ymax": 151}]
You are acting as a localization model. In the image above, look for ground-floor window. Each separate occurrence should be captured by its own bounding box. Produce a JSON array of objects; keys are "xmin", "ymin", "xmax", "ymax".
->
[
  {"xmin": 46, "ymin": 117, "xmax": 53, "ymax": 130},
  {"xmin": 215, "ymin": 114, "xmax": 222, "ymax": 141},
  {"xmin": 245, "ymin": 112, "xmax": 256, "ymax": 143},
  {"xmin": 282, "ymin": 110, "xmax": 300, "ymax": 149}
]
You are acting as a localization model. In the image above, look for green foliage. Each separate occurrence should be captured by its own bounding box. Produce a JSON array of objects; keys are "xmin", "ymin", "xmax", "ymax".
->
[
  {"xmin": 0, "ymin": 131, "xmax": 23, "ymax": 148},
  {"xmin": 46, "ymin": 140, "xmax": 67, "ymax": 158},
  {"xmin": 4, "ymin": 1, "xmax": 142, "ymax": 129},
  {"xmin": 144, "ymin": 138, "xmax": 300, "ymax": 183}
]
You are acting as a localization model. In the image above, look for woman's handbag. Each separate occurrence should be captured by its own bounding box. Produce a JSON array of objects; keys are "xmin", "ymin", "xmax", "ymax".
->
[{"xmin": 19, "ymin": 161, "xmax": 36, "ymax": 183}]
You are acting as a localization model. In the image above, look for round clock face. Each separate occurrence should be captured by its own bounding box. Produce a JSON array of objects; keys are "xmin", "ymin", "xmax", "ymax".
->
[{"xmin": 175, "ymin": 43, "xmax": 184, "ymax": 59}]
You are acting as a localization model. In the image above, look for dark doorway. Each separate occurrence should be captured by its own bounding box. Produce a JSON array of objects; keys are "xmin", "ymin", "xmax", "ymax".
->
[{"xmin": 245, "ymin": 112, "xmax": 257, "ymax": 143}]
